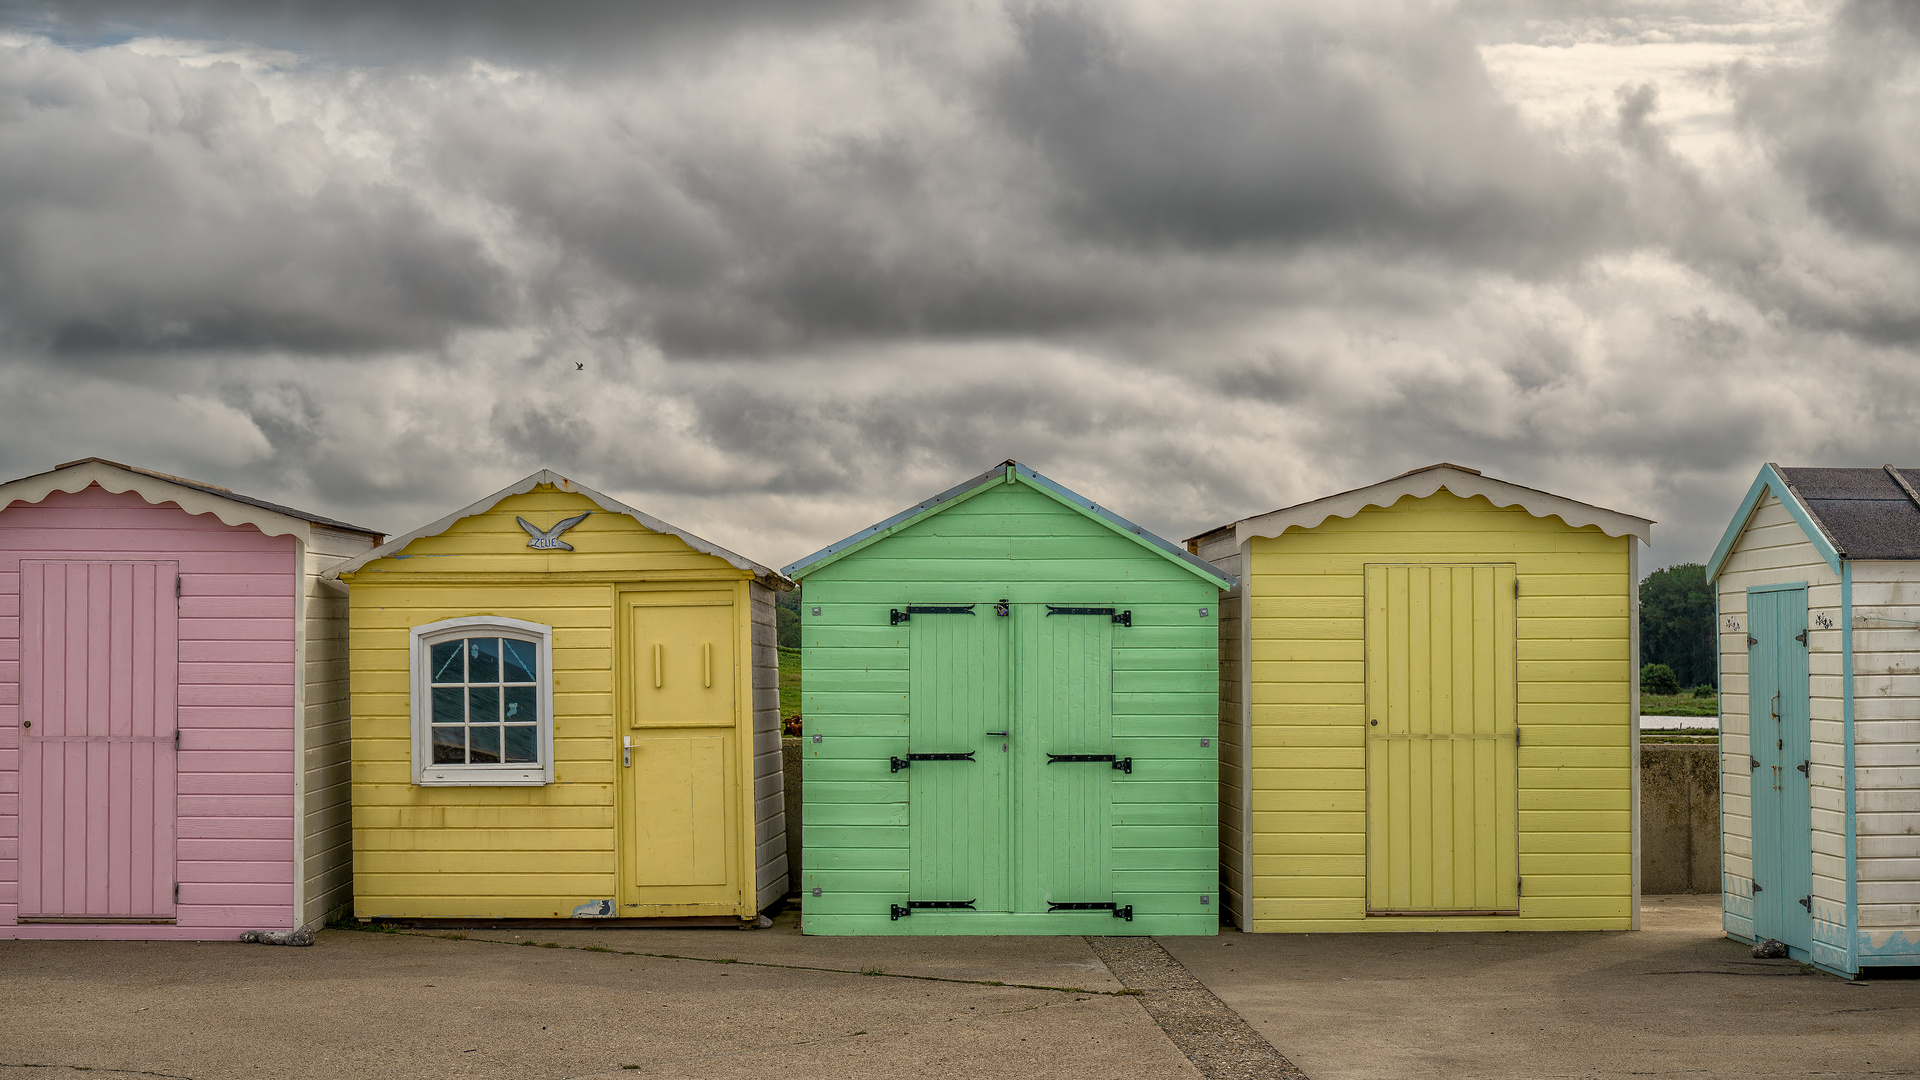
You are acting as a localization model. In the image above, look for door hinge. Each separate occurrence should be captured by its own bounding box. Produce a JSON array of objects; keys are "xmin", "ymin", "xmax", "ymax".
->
[
  {"xmin": 1798, "ymin": 895, "xmax": 1811, "ymax": 912},
  {"xmin": 1750, "ymin": 757, "xmax": 1761, "ymax": 770},
  {"xmin": 1795, "ymin": 630, "xmax": 1808, "ymax": 646},
  {"xmin": 175, "ymin": 576, "xmax": 182, "ymax": 598},
  {"xmin": 1514, "ymin": 728, "xmax": 1521, "ymax": 747},
  {"xmin": 1517, "ymin": 877, "xmax": 1523, "ymax": 896},
  {"xmin": 1514, "ymin": 579, "xmax": 1520, "ymax": 599},
  {"xmin": 173, "ymin": 882, "xmax": 180, "ymax": 902},
  {"xmin": 890, "ymin": 751, "xmax": 977, "ymax": 773},
  {"xmin": 1045, "ymin": 605, "xmax": 1131, "ymax": 626},
  {"xmin": 1752, "ymin": 881, "xmax": 1763, "ymax": 893},
  {"xmin": 1047, "ymin": 901, "xmax": 1132, "ymax": 920},
  {"xmin": 1795, "ymin": 760, "xmax": 1809, "ymax": 776},
  {"xmin": 892, "ymin": 900, "xmax": 976, "ymax": 919},
  {"xmin": 174, "ymin": 729, "xmax": 180, "ymax": 751},
  {"xmin": 1747, "ymin": 635, "xmax": 1758, "ymax": 647},
  {"xmin": 891, "ymin": 605, "xmax": 976, "ymax": 624},
  {"xmin": 1045, "ymin": 753, "xmax": 1132, "ymax": 774}
]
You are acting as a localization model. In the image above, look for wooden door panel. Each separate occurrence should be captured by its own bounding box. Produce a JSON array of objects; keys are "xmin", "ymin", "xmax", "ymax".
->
[
  {"xmin": 1749, "ymin": 586, "xmax": 1812, "ymax": 951},
  {"xmin": 1366, "ymin": 564, "xmax": 1517, "ymax": 914},
  {"xmin": 1015, "ymin": 606, "xmax": 1112, "ymax": 911},
  {"xmin": 907, "ymin": 609, "xmax": 1009, "ymax": 912},
  {"xmin": 630, "ymin": 601, "xmax": 736, "ymax": 727},
  {"xmin": 18, "ymin": 561, "xmax": 178, "ymax": 921},
  {"xmin": 626, "ymin": 733, "xmax": 731, "ymax": 887}
]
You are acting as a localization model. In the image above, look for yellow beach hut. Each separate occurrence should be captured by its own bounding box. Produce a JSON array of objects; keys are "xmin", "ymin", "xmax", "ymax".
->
[
  {"xmin": 1187, "ymin": 464, "xmax": 1652, "ymax": 932},
  {"xmin": 325, "ymin": 471, "xmax": 794, "ymax": 924}
]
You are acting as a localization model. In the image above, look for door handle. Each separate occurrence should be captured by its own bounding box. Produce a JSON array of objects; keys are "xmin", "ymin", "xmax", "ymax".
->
[
  {"xmin": 653, "ymin": 644, "xmax": 663, "ymax": 689},
  {"xmin": 623, "ymin": 736, "xmax": 635, "ymax": 767},
  {"xmin": 1771, "ymin": 692, "xmax": 1780, "ymax": 721},
  {"xmin": 704, "ymin": 641, "xmax": 712, "ymax": 688}
]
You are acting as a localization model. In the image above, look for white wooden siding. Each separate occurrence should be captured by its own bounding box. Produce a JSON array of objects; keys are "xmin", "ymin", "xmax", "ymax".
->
[
  {"xmin": 1842, "ymin": 565, "xmax": 1920, "ymax": 939},
  {"xmin": 301, "ymin": 526, "xmax": 376, "ymax": 926},
  {"xmin": 1715, "ymin": 494, "xmax": 1846, "ymax": 947},
  {"xmin": 1196, "ymin": 534, "xmax": 1246, "ymax": 929}
]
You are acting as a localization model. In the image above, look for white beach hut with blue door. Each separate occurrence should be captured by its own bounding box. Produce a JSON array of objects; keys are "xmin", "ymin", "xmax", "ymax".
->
[{"xmin": 1708, "ymin": 464, "xmax": 1920, "ymax": 976}]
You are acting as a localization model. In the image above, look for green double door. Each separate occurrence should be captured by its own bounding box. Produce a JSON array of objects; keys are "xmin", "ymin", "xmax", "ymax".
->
[{"xmin": 906, "ymin": 603, "xmax": 1115, "ymax": 913}]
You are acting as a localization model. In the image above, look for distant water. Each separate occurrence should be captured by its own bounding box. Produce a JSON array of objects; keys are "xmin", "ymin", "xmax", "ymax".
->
[{"xmin": 1640, "ymin": 714, "xmax": 1718, "ymax": 730}]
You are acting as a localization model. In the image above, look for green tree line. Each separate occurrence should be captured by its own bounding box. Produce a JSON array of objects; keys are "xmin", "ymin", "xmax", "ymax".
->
[{"xmin": 1640, "ymin": 562, "xmax": 1714, "ymax": 689}]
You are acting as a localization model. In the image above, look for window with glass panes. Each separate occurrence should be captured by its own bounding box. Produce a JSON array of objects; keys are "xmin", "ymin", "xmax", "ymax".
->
[{"xmin": 429, "ymin": 635, "xmax": 541, "ymax": 766}]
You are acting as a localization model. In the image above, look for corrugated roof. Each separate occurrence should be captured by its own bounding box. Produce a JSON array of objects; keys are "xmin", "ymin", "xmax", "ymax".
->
[
  {"xmin": 782, "ymin": 460, "xmax": 1236, "ymax": 588},
  {"xmin": 8, "ymin": 457, "xmax": 383, "ymax": 536},
  {"xmin": 1777, "ymin": 465, "xmax": 1920, "ymax": 560}
]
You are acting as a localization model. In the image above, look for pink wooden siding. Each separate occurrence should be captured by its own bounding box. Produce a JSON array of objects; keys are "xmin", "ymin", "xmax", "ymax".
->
[
  {"xmin": 0, "ymin": 485, "xmax": 296, "ymax": 939},
  {"xmin": 19, "ymin": 561, "xmax": 178, "ymax": 920}
]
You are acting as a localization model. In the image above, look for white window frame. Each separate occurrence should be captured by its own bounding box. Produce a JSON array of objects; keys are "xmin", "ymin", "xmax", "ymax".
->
[{"xmin": 410, "ymin": 615, "xmax": 556, "ymax": 787}]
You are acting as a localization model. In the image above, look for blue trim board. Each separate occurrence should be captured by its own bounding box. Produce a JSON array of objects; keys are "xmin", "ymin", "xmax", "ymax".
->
[
  {"xmin": 1706, "ymin": 464, "xmax": 1842, "ymax": 582},
  {"xmin": 1843, "ymin": 561, "xmax": 1858, "ymax": 974}
]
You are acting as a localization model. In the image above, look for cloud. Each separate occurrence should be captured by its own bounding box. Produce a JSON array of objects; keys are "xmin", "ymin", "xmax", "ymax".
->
[{"xmin": 0, "ymin": 0, "xmax": 1916, "ymax": 577}]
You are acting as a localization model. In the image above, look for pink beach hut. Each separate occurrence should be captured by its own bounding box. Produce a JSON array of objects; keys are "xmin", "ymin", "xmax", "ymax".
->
[{"xmin": 0, "ymin": 459, "xmax": 382, "ymax": 940}]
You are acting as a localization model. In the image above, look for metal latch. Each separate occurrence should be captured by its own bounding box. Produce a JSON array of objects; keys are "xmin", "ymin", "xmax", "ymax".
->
[
  {"xmin": 891, "ymin": 605, "xmax": 976, "ymax": 624},
  {"xmin": 1045, "ymin": 605, "xmax": 1131, "ymax": 626},
  {"xmin": 890, "ymin": 751, "xmax": 976, "ymax": 773},
  {"xmin": 1047, "ymin": 902, "xmax": 1132, "ymax": 920},
  {"xmin": 1046, "ymin": 753, "xmax": 1132, "ymax": 774}
]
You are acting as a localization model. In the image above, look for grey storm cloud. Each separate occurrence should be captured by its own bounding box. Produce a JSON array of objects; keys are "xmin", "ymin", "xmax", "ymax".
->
[{"xmin": 0, "ymin": 0, "xmax": 1918, "ymax": 572}]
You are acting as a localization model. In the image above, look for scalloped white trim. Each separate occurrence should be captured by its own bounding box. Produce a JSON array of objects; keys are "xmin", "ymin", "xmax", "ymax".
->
[
  {"xmin": 1235, "ymin": 467, "xmax": 1651, "ymax": 546},
  {"xmin": 325, "ymin": 469, "xmax": 792, "ymax": 586},
  {"xmin": 0, "ymin": 461, "xmax": 312, "ymax": 541}
]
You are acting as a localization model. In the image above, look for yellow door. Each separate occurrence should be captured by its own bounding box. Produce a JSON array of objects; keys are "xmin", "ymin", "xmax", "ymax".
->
[
  {"xmin": 619, "ymin": 594, "xmax": 741, "ymax": 913},
  {"xmin": 1364, "ymin": 564, "xmax": 1518, "ymax": 915}
]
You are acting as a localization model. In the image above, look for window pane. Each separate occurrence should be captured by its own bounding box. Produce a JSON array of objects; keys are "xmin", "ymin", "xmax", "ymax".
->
[
  {"xmin": 432, "ymin": 686, "xmax": 465, "ymax": 724},
  {"xmin": 432, "ymin": 726, "xmax": 465, "ymax": 763},
  {"xmin": 430, "ymin": 641, "xmax": 465, "ymax": 684},
  {"xmin": 501, "ymin": 638, "xmax": 538, "ymax": 683},
  {"xmin": 468, "ymin": 638, "xmax": 500, "ymax": 683},
  {"xmin": 469, "ymin": 725, "xmax": 502, "ymax": 764},
  {"xmin": 503, "ymin": 685, "xmax": 537, "ymax": 723},
  {"xmin": 469, "ymin": 685, "xmax": 499, "ymax": 724},
  {"xmin": 505, "ymin": 724, "xmax": 538, "ymax": 764}
]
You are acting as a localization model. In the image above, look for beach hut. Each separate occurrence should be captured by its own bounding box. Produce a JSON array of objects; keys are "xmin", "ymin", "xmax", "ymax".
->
[
  {"xmin": 1188, "ymin": 464, "xmax": 1651, "ymax": 932},
  {"xmin": 0, "ymin": 458, "xmax": 381, "ymax": 940},
  {"xmin": 1707, "ymin": 464, "xmax": 1920, "ymax": 976},
  {"xmin": 783, "ymin": 461, "xmax": 1234, "ymax": 936},
  {"xmin": 326, "ymin": 471, "xmax": 792, "ymax": 924}
]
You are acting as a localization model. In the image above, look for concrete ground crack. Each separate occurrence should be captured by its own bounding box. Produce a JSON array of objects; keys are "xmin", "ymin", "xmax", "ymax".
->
[
  {"xmin": 1, "ymin": 1066, "xmax": 196, "ymax": 1080},
  {"xmin": 1086, "ymin": 938, "xmax": 1308, "ymax": 1080}
]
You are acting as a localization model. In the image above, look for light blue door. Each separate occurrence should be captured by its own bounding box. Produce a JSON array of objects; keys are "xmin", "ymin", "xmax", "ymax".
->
[{"xmin": 1748, "ymin": 585, "xmax": 1812, "ymax": 954}]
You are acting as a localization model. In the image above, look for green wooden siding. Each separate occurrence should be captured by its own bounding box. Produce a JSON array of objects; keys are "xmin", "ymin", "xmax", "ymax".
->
[{"xmin": 798, "ymin": 479, "xmax": 1220, "ymax": 935}]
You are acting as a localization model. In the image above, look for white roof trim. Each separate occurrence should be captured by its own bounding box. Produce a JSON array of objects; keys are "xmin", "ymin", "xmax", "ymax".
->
[
  {"xmin": 1230, "ymin": 465, "xmax": 1652, "ymax": 546},
  {"xmin": 0, "ymin": 459, "xmax": 315, "ymax": 542},
  {"xmin": 323, "ymin": 469, "xmax": 793, "ymax": 587}
]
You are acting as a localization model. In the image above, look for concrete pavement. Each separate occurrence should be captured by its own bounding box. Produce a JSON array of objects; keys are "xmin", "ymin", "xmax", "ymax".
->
[{"xmin": 1163, "ymin": 894, "xmax": 1920, "ymax": 1079}]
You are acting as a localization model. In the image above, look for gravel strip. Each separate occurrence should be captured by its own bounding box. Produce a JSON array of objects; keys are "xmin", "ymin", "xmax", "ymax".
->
[{"xmin": 1087, "ymin": 937, "xmax": 1309, "ymax": 1080}]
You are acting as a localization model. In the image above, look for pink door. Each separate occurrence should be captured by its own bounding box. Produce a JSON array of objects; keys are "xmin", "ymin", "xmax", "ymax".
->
[{"xmin": 18, "ymin": 562, "xmax": 179, "ymax": 922}]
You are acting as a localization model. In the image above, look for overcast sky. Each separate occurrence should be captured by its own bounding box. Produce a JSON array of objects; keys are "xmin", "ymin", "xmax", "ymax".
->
[{"xmin": 1, "ymin": 0, "xmax": 1914, "ymax": 571}]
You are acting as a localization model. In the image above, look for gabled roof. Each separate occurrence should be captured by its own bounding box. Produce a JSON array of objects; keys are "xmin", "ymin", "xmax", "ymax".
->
[
  {"xmin": 323, "ymin": 469, "xmax": 793, "ymax": 587},
  {"xmin": 1188, "ymin": 462, "xmax": 1652, "ymax": 547},
  {"xmin": 1707, "ymin": 463, "xmax": 1920, "ymax": 581},
  {"xmin": 0, "ymin": 456, "xmax": 382, "ymax": 541},
  {"xmin": 781, "ymin": 460, "xmax": 1236, "ymax": 588}
]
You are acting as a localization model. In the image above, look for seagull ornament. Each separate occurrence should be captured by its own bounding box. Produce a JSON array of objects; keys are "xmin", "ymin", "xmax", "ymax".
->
[{"xmin": 517, "ymin": 511, "xmax": 592, "ymax": 551}]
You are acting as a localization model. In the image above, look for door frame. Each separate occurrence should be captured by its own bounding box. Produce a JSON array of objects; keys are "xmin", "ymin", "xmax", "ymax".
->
[{"xmin": 612, "ymin": 579, "xmax": 757, "ymax": 919}]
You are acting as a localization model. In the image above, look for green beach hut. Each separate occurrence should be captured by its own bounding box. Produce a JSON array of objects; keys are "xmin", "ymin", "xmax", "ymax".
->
[{"xmin": 782, "ymin": 461, "xmax": 1235, "ymax": 935}]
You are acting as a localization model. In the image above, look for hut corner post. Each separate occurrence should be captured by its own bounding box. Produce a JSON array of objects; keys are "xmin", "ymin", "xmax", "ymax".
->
[{"xmin": 1630, "ymin": 537, "xmax": 1641, "ymax": 931}]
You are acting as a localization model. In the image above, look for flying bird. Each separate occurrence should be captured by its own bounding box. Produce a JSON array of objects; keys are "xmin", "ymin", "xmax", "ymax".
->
[{"xmin": 518, "ymin": 512, "xmax": 591, "ymax": 550}]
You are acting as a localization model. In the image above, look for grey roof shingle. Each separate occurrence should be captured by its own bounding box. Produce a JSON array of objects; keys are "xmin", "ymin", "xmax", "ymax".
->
[{"xmin": 1778, "ymin": 465, "xmax": 1920, "ymax": 561}]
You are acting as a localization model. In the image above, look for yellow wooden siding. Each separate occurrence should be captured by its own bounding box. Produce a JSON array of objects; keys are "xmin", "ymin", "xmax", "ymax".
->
[
  {"xmin": 1247, "ymin": 490, "xmax": 1633, "ymax": 931},
  {"xmin": 347, "ymin": 488, "xmax": 763, "ymax": 919}
]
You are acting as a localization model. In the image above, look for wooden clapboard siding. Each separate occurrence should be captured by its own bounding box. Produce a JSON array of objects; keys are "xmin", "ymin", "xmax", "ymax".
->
[
  {"xmin": 799, "ymin": 479, "xmax": 1221, "ymax": 935},
  {"xmin": 347, "ymin": 487, "xmax": 777, "ymax": 920},
  {"xmin": 302, "ymin": 525, "xmax": 377, "ymax": 926},
  {"xmin": 1195, "ymin": 532, "xmax": 1248, "ymax": 928},
  {"xmin": 0, "ymin": 484, "xmax": 298, "ymax": 939},
  {"xmin": 1245, "ymin": 489, "xmax": 1633, "ymax": 932},
  {"xmin": 1714, "ymin": 493, "xmax": 1845, "ymax": 954},
  {"xmin": 1836, "ymin": 565, "xmax": 1920, "ymax": 950}
]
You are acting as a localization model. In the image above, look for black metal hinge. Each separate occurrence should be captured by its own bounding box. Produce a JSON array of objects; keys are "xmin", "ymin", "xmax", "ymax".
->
[
  {"xmin": 1798, "ymin": 896, "xmax": 1811, "ymax": 912},
  {"xmin": 1752, "ymin": 881, "xmax": 1763, "ymax": 893},
  {"xmin": 1045, "ymin": 605, "xmax": 1131, "ymax": 626},
  {"xmin": 176, "ymin": 576, "xmax": 182, "ymax": 598},
  {"xmin": 890, "ymin": 751, "xmax": 977, "ymax": 773},
  {"xmin": 892, "ymin": 900, "xmax": 976, "ymax": 919},
  {"xmin": 174, "ymin": 882, "xmax": 180, "ymax": 901},
  {"xmin": 891, "ymin": 605, "xmax": 976, "ymax": 624},
  {"xmin": 1795, "ymin": 630, "xmax": 1808, "ymax": 646},
  {"xmin": 174, "ymin": 729, "xmax": 180, "ymax": 751},
  {"xmin": 1517, "ymin": 877, "xmax": 1523, "ymax": 897},
  {"xmin": 1751, "ymin": 757, "xmax": 1761, "ymax": 770},
  {"xmin": 1747, "ymin": 635, "xmax": 1758, "ymax": 647},
  {"xmin": 1046, "ymin": 753, "xmax": 1132, "ymax": 774},
  {"xmin": 1796, "ymin": 760, "xmax": 1809, "ymax": 776},
  {"xmin": 1048, "ymin": 902, "xmax": 1132, "ymax": 920}
]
